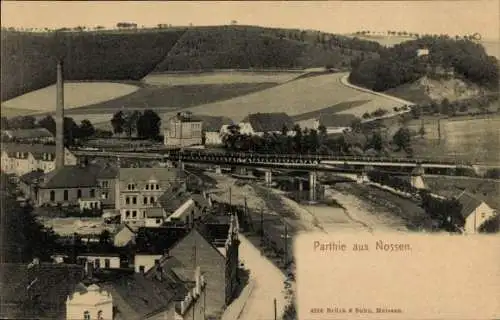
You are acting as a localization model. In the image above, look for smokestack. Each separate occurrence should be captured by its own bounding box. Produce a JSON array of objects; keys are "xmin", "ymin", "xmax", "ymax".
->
[{"xmin": 55, "ymin": 60, "xmax": 65, "ymax": 169}]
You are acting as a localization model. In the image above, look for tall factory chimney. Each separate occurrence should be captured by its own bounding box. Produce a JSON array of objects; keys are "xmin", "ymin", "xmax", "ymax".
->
[{"xmin": 55, "ymin": 60, "xmax": 65, "ymax": 169}]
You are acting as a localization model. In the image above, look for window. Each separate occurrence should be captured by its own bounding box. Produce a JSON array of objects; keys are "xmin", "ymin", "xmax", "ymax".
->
[
  {"xmin": 156, "ymin": 219, "xmax": 161, "ymax": 224},
  {"xmin": 145, "ymin": 184, "xmax": 149, "ymax": 190},
  {"xmin": 150, "ymin": 197, "xmax": 155, "ymax": 204},
  {"xmin": 77, "ymin": 189, "xmax": 82, "ymax": 198},
  {"xmin": 102, "ymin": 192, "xmax": 108, "ymax": 200},
  {"xmin": 132, "ymin": 197, "xmax": 137, "ymax": 205},
  {"xmin": 125, "ymin": 210, "xmax": 130, "ymax": 218},
  {"xmin": 481, "ymin": 212, "xmax": 486, "ymax": 218},
  {"xmin": 95, "ymin": 259, "xmax": 101, "ymax": 269},
  {"xmin": 155, "ymin": 184, "xmax": 159, "ymax": 190},
  {"xmin": 50, "ymin": 190, "xmax": 55, "ymax": 201},
  {"xmin": 127, "ymin": 183, "xmax": 136, "ymax": 190},
  {"xmin": 90, "ymin": 189, "xmax": 95, "ymax": 198},
  {"xmin": 143, "ymin": 197, "xmax": 148, "ymax": 205},
  {"xmin": 97, "ymin": 310, "xmax": 103, "ymax": 320},
  {"xmin": 132, "ymin": 211, "xmax": 137, "ymax": 218},
  {"xmin": 63, "ymin": 190, "xmax": 69, "ymax": 201},
  {"xmin": 154, "ymin": 259, "xmax": 160, "ymax": 265},
  {"xmin": 84, "ymin": 311, "xmax": 90, "ymax": 320},
  {"xmin": 125, "ymin": 196, "xmax": 130, "ymax": 205},
  {"xmin": 139, "ymin": 265, "xmax": 145, "ymax": 273},
  {"xmin": 104, "ymin": 258, "xmax": 110, "ymax": 268},
  {"xmin": 101, "ymin": 181, "xmax": 109, "ymax": 188}
]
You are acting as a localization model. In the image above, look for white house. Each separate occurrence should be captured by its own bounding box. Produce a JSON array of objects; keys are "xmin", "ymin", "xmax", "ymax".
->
[
  {"xmin": 113, "ymin": 223, "xmax": 136, "ymax": 247},
  {"xmin": 239, "ymin": 112, "xmax": 295, "ymax": 136},
  {"xmin": 78, "ymin": 198, "xmax": 102, "ymax": 211},
  {"xmin": 66, "ymin": 283, "xmax": 113, "ymax": 320},
  {"xmin": 457, "ymin": 192, "xmax": 497, "ymax": 234},
  {"xmin": 417, "ymin": 48, "xmax": 430, "ymax": 57},
  {"xmin": 134, "ymin": 254, "xmax": 163, "ymax": 273},
  {"xmin": 144, "ymin": 207, "xmax": 167, "ymax": 227},
  {"xmin": 202, "ymin": 116, "xmax": 233, "ymax": 146},
  {"xmin": 77, "ymin": 253, "xmax": 121, "ymax": 269},
  {"xmin": 314, "ymin": 113, "xmax": 358, "ymax": 134},
  {"xmin": 165, "ymin": 198, "xmax": 198, "ymax": 224}
]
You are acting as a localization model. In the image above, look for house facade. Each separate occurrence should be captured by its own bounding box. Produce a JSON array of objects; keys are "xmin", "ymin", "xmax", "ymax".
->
[
  {"xmin": 458, "ymin": 192, "xmax": 497, "ymax": 234},
  {"xmin": 76, "ymin": 253, "xmax": 121, "ymax": 269},
  {"xmin": 1, "ymin": 143, "xmax": 77, "ymax": 176},
  {"xmin": 66, "ymin": 284, "xmax": 113, "ymax": 320},
  {"xmin": 115, "ymin": 167, "xmax": 184, "ymax": 229},
  {"xmin": 164, "ymin": 112, "xmax": 203, "ymax": 147}
]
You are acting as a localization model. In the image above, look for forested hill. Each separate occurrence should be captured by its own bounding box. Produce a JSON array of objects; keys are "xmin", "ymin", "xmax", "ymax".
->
[
  {"xmin": 1, "ymin": 29, "xmax": 185, "ymax": 101},
  {"xmin": 154, "ymin": 25, "xmax": 383, "ymax": 71},
  {"xmin": 348, "ymin": 36, "xmax": 499, "ymax": 92},
  {"xmin": 1, "ymin": 25, "xmax": 383, "ymax": 101}
]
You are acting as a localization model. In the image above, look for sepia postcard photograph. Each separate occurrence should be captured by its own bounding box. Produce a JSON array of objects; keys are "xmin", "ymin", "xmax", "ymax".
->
[{"xmin": 0, "ymin": 1, "xmax": 499, "ymax": 319}]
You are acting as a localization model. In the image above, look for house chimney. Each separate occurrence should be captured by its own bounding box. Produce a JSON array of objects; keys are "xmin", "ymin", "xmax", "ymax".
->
[
  {"xmin": 195, "ymin": 266, "xmax": 201, "ymax": 294},
  {"xmin": 55, "ymin": 60, "xmax": 65, "ymax": 169}
]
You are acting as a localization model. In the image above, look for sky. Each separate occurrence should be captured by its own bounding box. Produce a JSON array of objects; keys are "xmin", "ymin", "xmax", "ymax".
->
[{"xmin": 1, "ymin": 1, "xmax": 499, "ymax": 40}]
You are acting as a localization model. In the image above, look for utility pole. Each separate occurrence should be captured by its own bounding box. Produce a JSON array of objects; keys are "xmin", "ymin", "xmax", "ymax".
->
[
  {"xmin": 260, "ymin": 207, "xmax": 264, "ymax": 254},
  {"xmin": 229, "ymin": 187, "xmax": 232, "ymax": 209},
  {"xmin": 284, "ymin": 221, "xmax": 288, "ymax": 268},
  {"xmin": 437, "ymin": 118, "xmax": 441, "ymax": 143},
  {"xmin": 274, "ymin": 298, "xmax": 277, "ymax": 320}
]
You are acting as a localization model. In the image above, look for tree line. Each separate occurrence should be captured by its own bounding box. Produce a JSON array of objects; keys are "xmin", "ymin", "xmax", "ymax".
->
[
  {"xmin": 1, "ymin": 174, "xmax": 60, "ymax": 262},
  {"xmin": 110, "ymin": 109, "xmax": 162, "ymax": 140},
  {"xmin": 409, "ymin": 94, "xmax": 499, "ymax": 119},
  {"xmin": 349, "ymin": 36, "xmax": 499, "ymax": 92},
  {"xmin": 221, "ymin": 122, "xmax": 414, "ymax": 156}
]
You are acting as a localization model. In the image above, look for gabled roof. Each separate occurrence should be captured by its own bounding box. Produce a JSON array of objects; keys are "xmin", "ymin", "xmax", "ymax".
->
[
  {"xmin": 39, "ymin": 164, "xmax": 103, "ymax": 189},
  {"xmin": 118, "ymin": 167, "xmax": 180, "ymax": 183},
  {"xmin": 135, "ymin": 226, "xmax": 190, "ymax": 254},
  {"xmin": 191, "ymin": 193, "xmax": 210, "ymax": 209},
  {"xmin": 457, "ymin": 191, "xmax": 485, "ymax": 218},
  {"xmin": 199, "ymin": 115, "xmax": 234, "ymax": 132},
  {"xmin": 4, "ymin": 128, "xmax": 54, "ymax": 139},
  {"xmin": 242, "ymin": 112, "xmax": 294, "ymax": 133},
  {"xmin": 1, "ymin": 142, "xmax": 57, "ymax": 154},
  {"xmin": 19, "ymin": 170, "xmax": 45, "ymax": 185},
  {"xmin": 318, "ymin": 113, "xmax": 358, "ymax": 128},
  {"xmin": 158, "ymin": 190, "xmax": 192, "ymax": 213},
  {"xmin": 0, "ymin": 263, "xmax": 84, "ymax": 320},
  {"xmin": 100, "ymin": 272, "xmax": 186, "ymax": 319}
]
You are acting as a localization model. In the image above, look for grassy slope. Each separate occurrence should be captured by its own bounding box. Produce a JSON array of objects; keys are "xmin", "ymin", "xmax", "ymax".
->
[
  {"xmin": 1, "ymin": 29, "xmax": 185, "ymax": 101},
  {"xmin": 66, "ymin": 82, "xmax": 279, "ymax": 114}
]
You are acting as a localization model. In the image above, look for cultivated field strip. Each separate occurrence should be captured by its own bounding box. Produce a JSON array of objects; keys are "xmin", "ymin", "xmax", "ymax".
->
[{"xmin": 159, "ymin": 72, "xmax": 407, "ymax": 123}]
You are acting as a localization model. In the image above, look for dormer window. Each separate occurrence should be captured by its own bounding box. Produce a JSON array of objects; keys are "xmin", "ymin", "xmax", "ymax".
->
[
  {"xmin": 84, "ymin": 311, "xmax": 90, "ymax": 320},
  {"xmin": 127, "ymin": 183, "xmax": 136, "ymax": 190},
  {"xmin": 145, "ymin": 184, "xmax": 149, "ymax": 190},
  {"xmin": 155, "ymin": 184, "xmax": 160, "ymax": 190}
]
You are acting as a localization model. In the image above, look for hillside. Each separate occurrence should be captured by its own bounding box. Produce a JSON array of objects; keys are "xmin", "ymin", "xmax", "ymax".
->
[
  {"xmin": 1, "ymin": 29, "xmax": 185, "ymax": 101},
  {"xmin": 384, "ymin": 76, "xmax": 486, "ymax": 104},
  {"xmin": 1, "ymin": 25, "xmax": 384, "ymax": 102},
  {"xmin": 348, "ymin": 36, "xmax": 499, "ymax": 94},
  {"xmin": 155, "ymin": 26, "xmax": 382, "ymax": 71}
]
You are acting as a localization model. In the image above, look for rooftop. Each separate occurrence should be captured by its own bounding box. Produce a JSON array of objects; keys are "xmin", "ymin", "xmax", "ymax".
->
[
  {"xmin": 1, "ymin": 142, "xmax": 57, "ymax": 155},
  {"xmin": 457, "ymin": 191, "xmax": 485, "ymax": 218},
  {"xmin": 242, "ymin": 112, "xmax": 294, "ymax": 133},
  {"xmin": 39, "ymin": 164, "xmax": 104, "ymax": 189},
  {"xmin": 100, "ymin": 272, "xmax": 187, "ymax": 319},
  {"xmin": 135, "ymin": 226, "xmax": 189, "ymax": 254},
  {"xmin": 19, "ymin": 170, "xmax": 45, "ymax": 185},
  {"xmin": 3, "ymin": 128, "xmax": 54, "ymax": 139},
  {"xmin": 119, "ymin": 167, "xmax": 181, "ymax": 183}
]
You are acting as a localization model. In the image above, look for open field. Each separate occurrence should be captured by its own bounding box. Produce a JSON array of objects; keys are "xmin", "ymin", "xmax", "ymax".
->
[
  {"xmin": 1, "ymin": 82, "xmax": 139, "ymax": 116},
  {"xmin": 155, "ymin": 72, "xmax": 407, "ymax": 124},
  {"xmin": 406, "ymin": 116, "xmax": 500, "ymax": 164},
  {"xmin": 68, "ymin": 82, "xmax": 278, "ymax": 115},
  {"xmin": 143, "ymin": 71, "xmax": 303, "ymax": 85}
]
